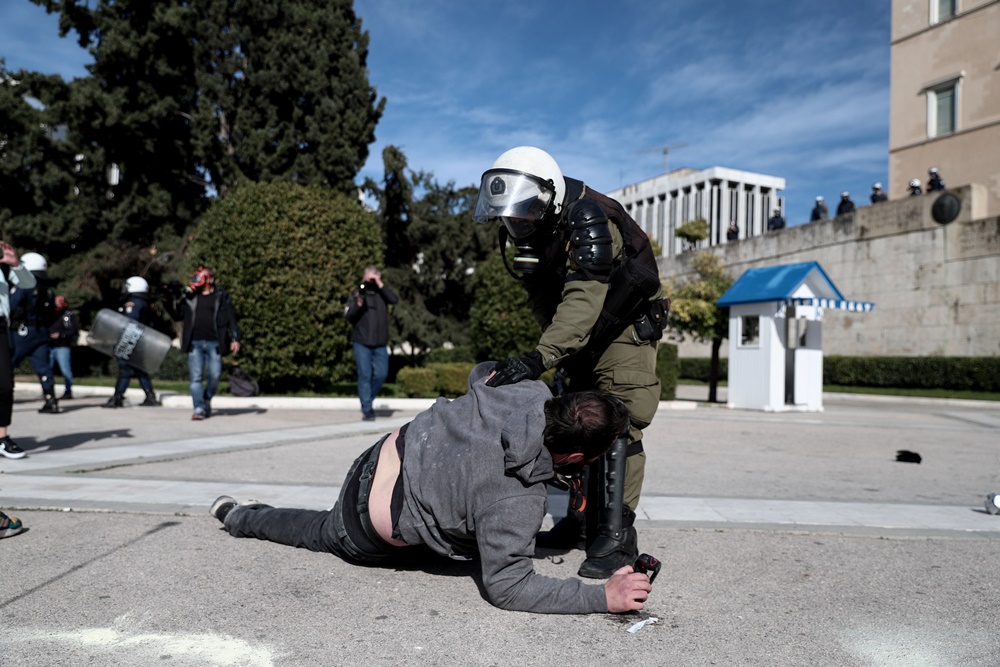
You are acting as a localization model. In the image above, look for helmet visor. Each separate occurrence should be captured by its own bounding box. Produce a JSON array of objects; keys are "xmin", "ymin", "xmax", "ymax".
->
[{"xmin": 473, "ymin": 169, "xmax": 556, "ymax": 234}]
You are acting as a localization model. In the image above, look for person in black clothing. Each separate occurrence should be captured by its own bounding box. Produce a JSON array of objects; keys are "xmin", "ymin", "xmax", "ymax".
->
[
  {"xmin": 927, "ymin": 167, "xmax": 946, "ymax": 192},
  {"xmin": 870, "ymin": 183, "xmax": 888, "ymax": 204},
  {"xmin": 908, "ymin": 178, "xmax": 923, "ymax": 196},
  {"xmin": 174, "ymin": 267, "xmax": 241, "ymax": 421},
  {"xmin": 810, "ymin": 196, "xmax": 829, "ymax": 221},
  {"xmin": 767, "ymin": 208, "xmax": 786, "ymax": 231},
  {"xmin": 10, "ymin": 252, "xmax": 60, "ymax": 414},
  {"xmin": 48, "ymin": 295, "xmax": 81, "ymax": 400},
  {"xmin": 344, "ymin": 266, "xmax": 398, "ymax": 421},
  {"xmin": 836, "ymin": 191, "xmax": 856, "ymax": 216},
  {"xmin": 104, "ymin": 276, "xmax": 162, "ymax": 408},
  {"xmin": 726, "ymin": 221, "xmax": 740, "ymax": 240}
]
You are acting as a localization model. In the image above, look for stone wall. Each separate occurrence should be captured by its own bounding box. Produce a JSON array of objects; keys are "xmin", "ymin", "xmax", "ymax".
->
[{"xmin": 659, "ymin": 184, "xmax": 1000, "ymax": 358}]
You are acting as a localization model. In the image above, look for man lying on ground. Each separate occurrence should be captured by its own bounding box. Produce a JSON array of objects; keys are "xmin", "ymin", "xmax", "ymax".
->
[{"xmin": 210, "ymin": 362, "xmax": 652, "ymax": 614}]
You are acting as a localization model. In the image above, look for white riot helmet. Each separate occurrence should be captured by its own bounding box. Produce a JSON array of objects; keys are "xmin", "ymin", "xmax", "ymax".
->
[
  {"xmin": 472, "ymin": 146, "xmax": 566, "ymax": 239},
  {"xmin": 125, "ymin": 276, "xmax": 149, "ymax": 294},
  {"xmin": 909, "ymin": 178, "xmax": 921, "ymax": 188},
  {"xmin": 20, "ymin": 252, "xmax": 47, "ymax": 273},
  {"xmin": 815, "ymin": 196, "xmax": 824, "ymax": 202},
  {"xmin": 872, "ymin": 182, "xmax": 882, "ymax": 190}
]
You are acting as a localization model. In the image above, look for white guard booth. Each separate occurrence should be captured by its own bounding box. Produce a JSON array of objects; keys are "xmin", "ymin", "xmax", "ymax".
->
[{"xmin": 717, "ymin": 261, "xmax": 874, "ymax": 412}]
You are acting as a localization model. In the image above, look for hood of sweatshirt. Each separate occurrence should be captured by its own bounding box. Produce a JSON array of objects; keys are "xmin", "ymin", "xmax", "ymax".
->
[{"xmin": 500, "ymin": 397, "xmax": 554, "ymax": 485}]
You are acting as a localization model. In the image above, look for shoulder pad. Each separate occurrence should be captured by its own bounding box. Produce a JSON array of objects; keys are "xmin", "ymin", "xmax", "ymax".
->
[{"xmin": 566, "ymin": 200, "xmax": 613, "ymax": 281}]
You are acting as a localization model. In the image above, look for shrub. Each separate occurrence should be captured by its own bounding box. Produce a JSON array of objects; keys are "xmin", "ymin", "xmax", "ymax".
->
[
  {"xmin": 469, "ymin": 248, "xmax": 542, "ymax": 362},
  {"xmin": 679, "ymin": 357, "xmax": 728, "ymax": 381},
  {"xmin": 425, "ymin": 346, "xmax": 476, "ymax": 364},
  {"xmin": 656, "ymin": 343, "xmax": 679, "ymax": 400},
  {"xmin": 187, "ymin": 182, "xmax": 382, "ymax": 391},
  {"xmin": 432, "ymin": 362, "xmax": 477, "ymax": 397},
  {"xmin": 824, "ymin": 356, "xmax": 1000, "ymax": 392},
  {"xmin": 397, "ymin": 367, "xmax": 437, "ymax": 397}
]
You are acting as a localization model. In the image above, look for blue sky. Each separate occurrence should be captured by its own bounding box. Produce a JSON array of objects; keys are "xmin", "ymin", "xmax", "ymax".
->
[{"xmin": 0, "ymin": 0, "xmax": 891, "ymax": 225}]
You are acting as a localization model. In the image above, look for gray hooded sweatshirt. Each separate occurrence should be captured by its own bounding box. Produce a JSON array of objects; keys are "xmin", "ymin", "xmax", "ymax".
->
[{"xmin": 395, "ymin": 362, "xmax": 608, "ymax": 614}]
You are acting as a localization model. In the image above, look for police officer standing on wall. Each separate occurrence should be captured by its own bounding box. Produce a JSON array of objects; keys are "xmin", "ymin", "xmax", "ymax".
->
[
  {"xmin": 9, "ymin": 252, "xmax": 60, "ymax": 414},
  {"xmin": 473, "ymin": 146, "xmax": 667, "ymax": 579},
  {"xmin": 104, "ymin": 276, "xmax": 161, "ymax": 408}
]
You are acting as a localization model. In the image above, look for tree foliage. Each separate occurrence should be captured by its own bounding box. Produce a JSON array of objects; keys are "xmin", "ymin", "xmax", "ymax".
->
[
  {"xmin": 3, "ymin": 0, "xmax": 384, "ymax": 318},
  {"xmin": 365, "ymin": 146, "xmax": 494, "ymax": 360},
  {"xmin": 469, "ymin": 248, "xmax": 542, "ymax": 362},
  {"xmin": 189, "ymin": 181, "xmax": 382, "ymax": 391},
  {"xmin": 663, "ymin": 251, "xmax": 733, "ymax": 401}
]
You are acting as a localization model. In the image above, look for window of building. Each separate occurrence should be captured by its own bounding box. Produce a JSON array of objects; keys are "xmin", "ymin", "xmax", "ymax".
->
[
  {"xmin": 740, "ymin": 315, "xmax": 760, "ymax": 348},
  {"xmin": 931, "ymin": 0, "xmax": 956, "ymax": 23},
  {"xmin": 925, "ymin": 76, "xmax": 961, "ymax": 138}
]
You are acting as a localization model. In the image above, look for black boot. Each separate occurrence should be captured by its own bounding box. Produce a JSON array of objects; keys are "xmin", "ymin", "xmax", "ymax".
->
[
  {"xmin": 577, "ymin": 436, "xmax": 640, "ymax": 579},
  {"xmin": 103, "ymin": 394, "xmax": 125, "ymax": 409},
  {"xmin": 141, "ymin": 390, "xmax": 160, "ymax": 407},
  {"xmin": 60, "ymin": 389, "xmax": 73, "ymax": 400},
  {"xmin": 38, "ymin": 394, "xmax": 60, "ymax": 414}
]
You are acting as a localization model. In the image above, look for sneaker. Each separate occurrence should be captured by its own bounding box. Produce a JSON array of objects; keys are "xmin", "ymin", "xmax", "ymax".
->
[
  {"xmin": 362, "ymin": 412, "xmax": 376, "ymax": 422},
  {"xmin": 210, "ymin": 495, "xmax": 238, "ymax": 524},
  {"xmin": 104, "ymin": 395, "xmax": 124, "ymax": 409},
  {"xmin": 204, "ymin": 399, "xmax": 212, "ymax": 418},
  {"xmin": 61, "ymin": 390, "xmax": 73, "ymax": 400},
  {"xmin": 0, "ymin": 436, "xmax": 27, "ymax": 460},
  {"xmin": 192, "ymin": 408, "xmax": 206, "ymax": 421},
  {"xmin": 0, "ymin": 511, "xmax": 23, "ymax": 538},
  {"xmin": 986, "ymin": 494, "xmax": 1000, "ymax": 516}
]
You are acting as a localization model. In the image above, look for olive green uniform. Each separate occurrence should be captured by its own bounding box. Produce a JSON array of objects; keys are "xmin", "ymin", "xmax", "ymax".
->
[{"xmin": 527, "ymin": 222, "xmax": 661, "ymax": 510}]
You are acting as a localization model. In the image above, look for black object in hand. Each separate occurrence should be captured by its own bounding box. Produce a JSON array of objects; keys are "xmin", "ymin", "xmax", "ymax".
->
[{"xmin": 634, "ymin": 553, "xmax": 661, "ymax": 583}]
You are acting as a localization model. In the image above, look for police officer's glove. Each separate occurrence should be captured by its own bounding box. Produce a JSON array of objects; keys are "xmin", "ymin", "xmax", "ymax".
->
[{"xmin": 486, "ymin": 351, "xmax": 545, "ymax": 387}]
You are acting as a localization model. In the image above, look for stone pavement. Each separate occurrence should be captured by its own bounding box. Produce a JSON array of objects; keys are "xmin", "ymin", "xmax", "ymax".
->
[{"xmin": 2, "ymin": 383, "xmax": 999, "ymax": 666}]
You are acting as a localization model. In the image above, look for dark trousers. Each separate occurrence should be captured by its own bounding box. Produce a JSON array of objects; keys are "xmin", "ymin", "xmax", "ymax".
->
[
  {"xmin": 114, "ymin": 359, "xmax": 153, "ymax": 396},
  {"xmin": 224, "ymin": 435, "xmax": 396, "ymax": 563},
  {"xmin": 0, "ymin": 320, "xmax": 12, "ymax": 427},
  {"xmin": 11, "ymin": 326, "xmax": 55, "ymax": 394}
]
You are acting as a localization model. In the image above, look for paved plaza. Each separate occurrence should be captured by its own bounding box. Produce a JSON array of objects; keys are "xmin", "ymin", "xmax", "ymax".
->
[{"xmin": 1, "ymin": 383, "xmax": 999, "ymax": 666}]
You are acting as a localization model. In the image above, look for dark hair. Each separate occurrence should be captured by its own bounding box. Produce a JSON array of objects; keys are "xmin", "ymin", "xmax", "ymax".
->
[{"xmin": 543, "ymin": 391, "xmax": 630, "ymax": 460}]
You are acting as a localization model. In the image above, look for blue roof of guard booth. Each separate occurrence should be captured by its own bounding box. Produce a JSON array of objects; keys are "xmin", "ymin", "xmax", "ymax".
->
[{"xmin": 716, "ymin": 261, "xmax": 843, "ymax": 307}]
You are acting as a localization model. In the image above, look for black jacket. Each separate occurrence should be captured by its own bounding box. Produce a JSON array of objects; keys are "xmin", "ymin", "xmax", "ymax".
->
[
  {"xmin": 177, "ymin": 288, "xmax": 241, "ymax": 355},
  {"xmin": 49, "ymin": 310, "xmax": 81, "ymax": 348},
  {"xmin": 345, "ymin": 283, "xmax": 398, "ymax": 347}
]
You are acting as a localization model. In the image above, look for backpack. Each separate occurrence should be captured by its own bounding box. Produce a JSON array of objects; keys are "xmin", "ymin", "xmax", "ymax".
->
[{"xmin": 229, "ymin": 366, "xmax": 260, "ymax": 397}]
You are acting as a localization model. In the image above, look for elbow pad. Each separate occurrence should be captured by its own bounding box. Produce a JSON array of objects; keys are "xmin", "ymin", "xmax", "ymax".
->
[{"xmin": 567, "ymin": 200, "xmax": 613, "ymax": 282}]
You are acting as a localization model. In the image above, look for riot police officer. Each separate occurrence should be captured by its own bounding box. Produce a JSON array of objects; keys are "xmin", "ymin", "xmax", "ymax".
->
[
  {"xmin": 10, "ymin": 252, "xmax": 60, "ymax": 414},
  {"xmin": 473, "ymin": 146, "xmax": 667, "ymax": 578},
  {"xmin": 104, "ymin": 276, "xmax": 161, "ymax": 408}
]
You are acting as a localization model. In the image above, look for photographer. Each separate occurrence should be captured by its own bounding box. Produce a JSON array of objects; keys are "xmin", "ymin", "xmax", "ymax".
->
[{"xmin": 344, "ymin": 266, "xmax": 397, "ymax": 421}]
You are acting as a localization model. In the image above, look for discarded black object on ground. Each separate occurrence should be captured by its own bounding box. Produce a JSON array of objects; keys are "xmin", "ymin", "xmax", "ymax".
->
[
  {"xmin": 895, "ymin": 450, "xmax": 922, "ymax": 464},
  {"xmin": 229, "ymin": 367, "xmax": 260, "ymax": 397}
]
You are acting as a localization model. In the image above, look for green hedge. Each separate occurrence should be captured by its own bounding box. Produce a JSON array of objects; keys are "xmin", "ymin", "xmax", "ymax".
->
[
  {"xmin": 397, "ymin": 367, "xmax": 437, "ymax": 397},
  {"xmin": 823, "ymin": 356, "xmax": 1000, "ymax": 392},
  {"xmin": 678, "ymin": 355, "xmax": 1000, "ymax": 392},
  {"xmin": 679, "ymin": 357, "xmax": 728, "ymax": 382},
  {"xmin": 656, "ymin": 343, "xmax": 679, "ymax": 400}
]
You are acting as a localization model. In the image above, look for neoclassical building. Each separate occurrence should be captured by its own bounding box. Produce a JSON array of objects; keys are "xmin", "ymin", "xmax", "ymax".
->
[
  {"xmin": 606, "ymin": 167, "xmax": 786, "ymax": 257},
  {"xmin": 889, "ymin": 0, "xmax": 1000, "ymax": 215}
]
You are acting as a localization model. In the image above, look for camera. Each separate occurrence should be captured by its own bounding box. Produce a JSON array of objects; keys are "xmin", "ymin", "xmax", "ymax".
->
[
  {"xmin": 634, "ymin": 553, "xmax": 661, "ymax": 583},
  {"xmin": 358, "ymin": 279, "xmax": 377, "ymax": 294}
]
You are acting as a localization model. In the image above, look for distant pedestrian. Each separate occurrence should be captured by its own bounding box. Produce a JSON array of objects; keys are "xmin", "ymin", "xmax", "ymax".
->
[
  {"xmin": 48, "ymin": 295, "xmax": 80, "ymax": 400},
  {"xmin": 810, "ymin": 196, "xmax": 828, "ymax": 221},
  {"xmin": 726, "ymin": 221, "xmax": 740, "ymax": 241},
  {"xmin": 836, "ymin": 192, "xmax": 856, "ymax": 216},
  {"xmin": 870, "ymin": 183, "xmax": 888, "ymax": 204},
  {"xmin": 767, "ymin": 209, "xmax": 786, "ymax": 231},
  {"xmin": 908, "ymin": 179, "xmax": 923, "ymax": 196},
  {"xmin": 927, "ymin": 167, "xmax": 945, "ymax": 192},
  {"xmin": 104, "ymin": 276, "xmax": 162, "ymax": 409},
  {"xmin": 345, "ymin": 266, "xmax": 397, "ymax": 421},
  {"xmin": 173, "ymin": 267, "xmax": 242, "ymax": 421},
  {"xmin": 0, "ymin": 241, "xmax": 37, "ymax": 460}
]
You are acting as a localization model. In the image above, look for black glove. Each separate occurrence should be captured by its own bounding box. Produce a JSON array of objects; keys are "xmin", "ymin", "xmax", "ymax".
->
[{"xmin": 485, "ymin": 351, "xmax": 545, "ymax": 387}]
